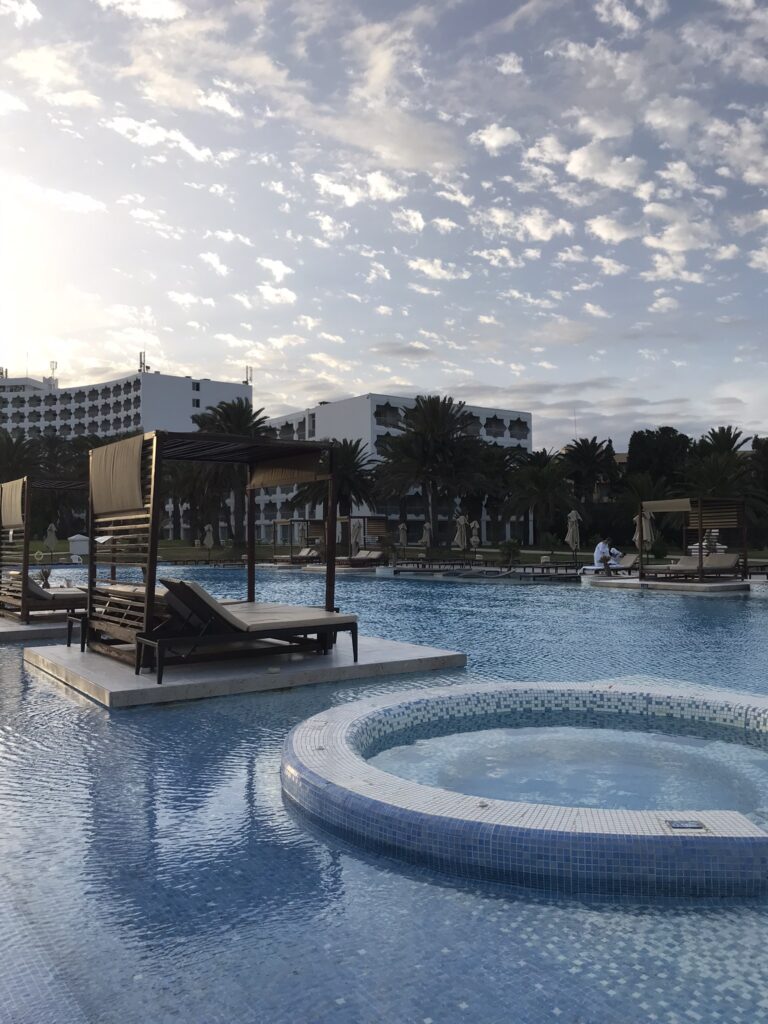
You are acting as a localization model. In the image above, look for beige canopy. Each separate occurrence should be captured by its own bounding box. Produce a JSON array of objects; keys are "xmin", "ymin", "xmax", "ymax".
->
[
  {"xmin": 641, "ymin": 498, "xmax": 691, "ymax": 513},
  {"xmin": 0, "ymin": 478, "xmax": 25, "ymax": 528},
  {"xmin": 91, "ymin": 435, "xmax": 145, "ymax": 515},
  {"xmin": 249, "ymin": 451, "xmax": 328, "ymax": 489}
]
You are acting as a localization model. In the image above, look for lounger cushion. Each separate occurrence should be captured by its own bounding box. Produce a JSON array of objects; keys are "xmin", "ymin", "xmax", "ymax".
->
[{"xmin": 161, "ymin": 579, "xmax": 357, "ymax": 633}]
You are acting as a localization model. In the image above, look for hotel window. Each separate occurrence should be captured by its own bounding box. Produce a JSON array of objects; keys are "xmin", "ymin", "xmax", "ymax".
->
[
  {"xmin": 192, "ymin": 399, "xmax": 200, "ymax": 408},
  {"xmin": 192, "ymin": 382, "xmax": 200, "ymax": 391}
]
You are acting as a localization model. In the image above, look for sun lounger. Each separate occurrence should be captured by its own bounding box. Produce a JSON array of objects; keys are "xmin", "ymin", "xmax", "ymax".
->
[
  {"xmin": 349, "ymin": 550, "xmax": 385, "ymax": 567},
  {"xmin": 0, "ymin": 571, "xmax": 86, "ymax": 622},
  {"xmin": 644, "ymin": 553, "xmax": 740, "ymax": 578},
  {"xmin": 135, "ymin": 578, "xmax": 358, "ymax": 683}
]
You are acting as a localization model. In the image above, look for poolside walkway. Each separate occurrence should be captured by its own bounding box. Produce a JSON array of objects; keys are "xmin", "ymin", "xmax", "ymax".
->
[{"xmin": 23, "ymin": 636, "xmax": 467, "ymax": 708}]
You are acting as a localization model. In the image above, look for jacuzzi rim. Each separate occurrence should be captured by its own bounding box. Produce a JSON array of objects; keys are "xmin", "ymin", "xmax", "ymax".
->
[{"xmin": 280, "ymin": 681, "xmax": 768, "ymax": 897}]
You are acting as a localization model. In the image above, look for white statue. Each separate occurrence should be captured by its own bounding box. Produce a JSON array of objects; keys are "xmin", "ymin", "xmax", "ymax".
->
[
  {"xmin": 350, "ymin": 519, "xmax": 363, "ymax": 556},
  {"xmin": 203, "ymin": 524, "xmax": 214, "ymax": 550},
  {"xmin": 469, "ymin": 520, "xmax": 480, "ymax": 549},
  {"xmin": 44, "ymin": 523, "xmax": 57, "ymax": 551},
  {"xmin": 398, "ymin": 522, "xmax": 408, "ymax": 547},
  {"xmin": 296, "ymin": 520, "xmax": 307, "ymax": 547},
  {"xmin": 452, "ymin": 514, "xmax": 469, "ymax": 550},
  {"xmin": 565, "ymin": 509, "xmax": 582, "ymax": 552},
  {"xmin": 418, "ymin": 521, "xmax": 433, "ymax": 547}
]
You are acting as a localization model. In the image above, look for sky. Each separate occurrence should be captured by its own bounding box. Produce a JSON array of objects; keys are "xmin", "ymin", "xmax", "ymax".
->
[{"xmin": 0, "ymin": 0, "xmax": 766, "ymax": 449}]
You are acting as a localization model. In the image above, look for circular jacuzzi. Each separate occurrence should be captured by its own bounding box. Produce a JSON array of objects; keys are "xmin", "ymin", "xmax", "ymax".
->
[{"xmin": 281, "ymin": 682, "xmax": 768, "ymax": 898}]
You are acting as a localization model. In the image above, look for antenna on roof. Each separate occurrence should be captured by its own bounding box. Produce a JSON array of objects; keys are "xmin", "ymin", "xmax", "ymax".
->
[
  {"xmin": 48, "ymin": 360, "xmax": 58, "ymax": 390},
  {"xmin": 243, "ymin": 365, "xmax": 253, "ymax": 386},
  {"xmin": 139, "ymin": 351, "xmax": 148, "ymax": 373}
]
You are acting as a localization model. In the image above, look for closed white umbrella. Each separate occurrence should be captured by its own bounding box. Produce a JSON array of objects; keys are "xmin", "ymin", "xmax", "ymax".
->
[
  {"xmin": 565, "ymin": 509, "xmax": 581, "ymax": 552},
  {"xmin": 632, "ymin": 510, "xmax": 655, "ymax": 550}
]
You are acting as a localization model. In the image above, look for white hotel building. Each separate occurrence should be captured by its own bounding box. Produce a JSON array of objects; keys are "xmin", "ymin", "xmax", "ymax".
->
[
  {"xmin": 257, "ymin": 393, "xmax": 533, "ymax": 544},
  {"xmin": 0, "ymin": 369, "xmax": 250, "ymax": 440}
]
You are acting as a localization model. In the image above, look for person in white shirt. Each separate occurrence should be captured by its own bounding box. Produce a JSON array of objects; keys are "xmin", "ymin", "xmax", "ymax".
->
[{"xmin": 594, "ymin": 536, "xmax": 614, "ymax": 575}]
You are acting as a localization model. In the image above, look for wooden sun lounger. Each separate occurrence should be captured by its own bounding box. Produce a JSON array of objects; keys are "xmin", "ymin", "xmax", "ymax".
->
[
  {"xmin": 349, "ymin": 550, "xmax": 385, "ymax": 566},
  {"xmin": 643, "ymin": 553, "xmax": 740, "ymax": 578},
  {"xmin": 0, "ymin": 572, "xmax": 87, "ymax": 623},
  {"xmin": 135, "ymin": 578, "xmax": 358, "ymax": 683}
]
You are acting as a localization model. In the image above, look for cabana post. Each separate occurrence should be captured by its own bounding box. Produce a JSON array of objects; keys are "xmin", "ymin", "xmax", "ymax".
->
[{"xmin": 325, "ymin": 446, "xmax": 337, "ymax": 612}]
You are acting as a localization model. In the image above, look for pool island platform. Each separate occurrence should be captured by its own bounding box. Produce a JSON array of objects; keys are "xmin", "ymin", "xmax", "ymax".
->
[
  {"xmin": 23, "ymin": 636, "xmax": 467, "ymax": 708},
  {"xmin": 0, "ymin": 616, "xmax": 69, "ymax": 642},
  {"xmin": 588, "ymin": 577, "xmax": 750, "ymax": 594}
]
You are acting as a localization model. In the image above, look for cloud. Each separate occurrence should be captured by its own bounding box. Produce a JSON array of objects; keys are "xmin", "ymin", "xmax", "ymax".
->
[
  {"xmin": 7, "ymin": 45, "xmax": 101, "ymax": 108},
  {"xmin": 469, "ymin": 123, "xmax": 521, "ymax": 155},
  {"xmin": 496, "ymin": 52, "xmax": 524, "ymax": 75},
  {"xmin": 198, "ymin": 89, "xmax": 242, "ymax": 119},
  {"xmin": 168, "ymin": 291, "xmax": 215, "ymax": 308},
  {"xmin": 94, "ymin": 0, "xmax": 187, "ymax": 19},
  {"xmin": 473, "ymin": 247, "xmax": 525, "ymax": 269},
  {"xmin": 554, "ymin": 245, "xmax": 587, "ymax": 265},
  {"xmin": 503, "ymin": 289, "xmax": 557, "ymax": 309},
  {"xmin": 431, "ymin": 217, "xmax": 460, "ymax": 234},
  {"xmin": 392, "ymin": 207, "xmax": 425, "ymax": 233},
  {"xmin": 593, "ymin": 255, "xmax": 628, "ymax": 275},
  {"xmin": 257, "ymin": 283, "xmax": 298, "ymax": 304},
  {"xmin": 642, "ymin": 202, "xmax": 717, "ymax": 253},
  {"xmin": 199, "ymin": 251, "xmax": 229, "ymax": 276},
  {"xmin": 594, "ymin": 0, "xmax": 641, "ymax": 34},
  {"xmin": 478, "ymin": 314, "xmax": 500, "ymax": 325},
  {"xmin": 257, "ymin": 257, "xmax": 293, "ymax": 282},
  {"xmin": 585, "ymin": 214, "xmax": 642, "ymax": 243},
  {"xmin": 640, "ymin": 252, "xmax": 704, "ymax": 283},
  {"xmin": 648, "ymin": 295, "xmax": 679, "ymax": 313},
  {"xmin": 106, "ymin": 116, "xmax": 213, "ymax": 161},
  {"xmin": 748, "ymin": 247, "xmax": 768, "ymax": 273},
  {"xmin": 4, "ymin": 173, "xmax": 106, "ymax": 212},
  {"xmin": 583, "ymin": 301, "xmax": 611, "ymax": 318},
  {"xmin": 471, "ymin": 206, "xmax": 573, "ymax": 242},
  {"xmin": 0, "ymin": 0, "xmax": 41, "ymax": 27},
  {"xmin": 0, "ymin": 89, "xmax": 28, "ymax": 114},
  {"xmin": 565, "ymin": 141, "xmax": 647, "ymax": 193},
  {"xmin": 407, "ymin": 257, "xmax": 470, "ymax": 281},
  {"xmin": 366, "ymin": 171, "xmax": 407, "ymax": 201},
  {"xmin": 205, "ymin": 229, "xmax": 253, "ymax": 246}
]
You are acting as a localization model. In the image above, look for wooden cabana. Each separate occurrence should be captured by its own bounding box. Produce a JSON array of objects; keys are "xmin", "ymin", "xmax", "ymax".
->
[
  {"xmin": 0, "ymin": 476, "xmax": 87, "ymax": 623},
  {"xmin": 638, "ymin": 497, "xmax": 748, "ymax": 581},
  {"xmin": 84, "ymin": 431, "xmax": 346, "ymax": 672}
]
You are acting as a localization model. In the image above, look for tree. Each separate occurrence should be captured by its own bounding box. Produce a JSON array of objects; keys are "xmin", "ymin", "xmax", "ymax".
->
[
  {"xmin": 290, "ymin": 439, "xmax": 377, "ymax": 550},
  {"xmin": 191, "ymin": 398, "xmax": 270, "ymax": 545},
  {"xmin": 626, "ymin": 426, "xmax": 690, "ymax": 482},
  {"xmin": 375, "ymin": 395, "xmax": 484, "ymax": 540},
  {"xmin": 0, "ymin": 429, "xmax": 40, "ymax": 482},
  {"xmin": 694, "ymin": 425, "xmax": 752, "ymax": 456},
  {"xmin": 505, "ymin": 455, "xmax": 575, "ymax": 545},
  {"xmin": 561, "ymin": 436, "xmax": 617, "ymax": 508}
]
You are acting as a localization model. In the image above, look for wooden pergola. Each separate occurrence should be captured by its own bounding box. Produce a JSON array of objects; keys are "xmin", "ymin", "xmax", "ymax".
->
[
  {"xmin": 85, "ymin": 431, "xmax": 338, "ymax": 663},
  {"xmin": 638, "ymin": 497, "xmax": 748, "ymax": 581},
  {"xmin": 0, "ymin": 476, "xmax": 87, "ymax": 622}
]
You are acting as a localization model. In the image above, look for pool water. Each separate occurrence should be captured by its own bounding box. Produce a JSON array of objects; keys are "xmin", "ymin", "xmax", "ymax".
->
[
  {"xmin": 3, "ymin": 567, "xmax": 768, "ymax": 1024},
  {"xmin": 371, "ymin": 725, "xmax": 768, "ymax": 825}
]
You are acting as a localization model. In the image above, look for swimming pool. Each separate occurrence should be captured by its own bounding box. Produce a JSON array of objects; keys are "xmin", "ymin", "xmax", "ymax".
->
[{"xmin": 3, "ymin": 568, "xmax": 768, "ymax": 1022}]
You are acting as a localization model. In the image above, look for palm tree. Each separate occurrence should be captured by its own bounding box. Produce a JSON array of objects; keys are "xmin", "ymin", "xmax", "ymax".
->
[
  {"xmin": 375, "ymin": 395, "xmax": 483, "ymax": 540},
  {"xmin": 505, "ymin": 456, "xmax": 575, "ymax": 545},
  {"xmin": 289, "ymin": 439, "xmax": 377, "ymax": 551},
  {"xmin": 696, "ymin": 425, "xmax": 752, "ymax": 456},
  {"xmin": 0, "ymin": 429, "xmax": 40, "ymax": 482},
  {"xmin": 191, "ymin": 398, "xmax": 270, "ymax": 545},
  {"xmin": 561, "ymin": 436, "xmax": 617, "ymax": 508}
]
